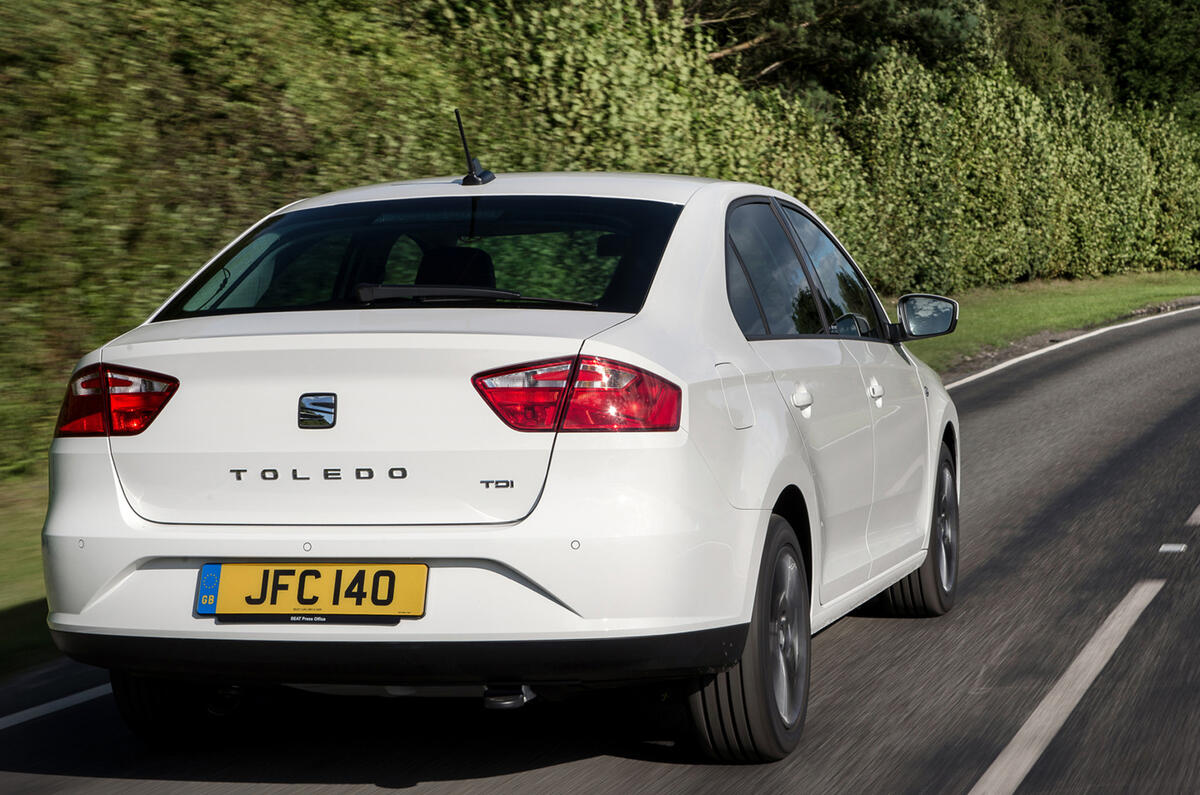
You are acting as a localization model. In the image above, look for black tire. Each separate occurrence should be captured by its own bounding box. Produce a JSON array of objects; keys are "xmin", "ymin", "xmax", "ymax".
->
[
  {"xmin": 109, "ymin": 670, "xmax": 226, "ymax": 745},
  {"xmin": 688, "ymin": 514, "xmax": 810, "ymax": 763},
  {"xmin": 876, "ymin": 442, "xmax": 959, "ymax": 617}
]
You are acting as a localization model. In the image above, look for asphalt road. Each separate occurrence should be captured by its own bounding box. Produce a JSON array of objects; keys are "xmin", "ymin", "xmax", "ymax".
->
[{"xmin": 2, "ymin": 308, "xmax": 1198, "ymax": 793}]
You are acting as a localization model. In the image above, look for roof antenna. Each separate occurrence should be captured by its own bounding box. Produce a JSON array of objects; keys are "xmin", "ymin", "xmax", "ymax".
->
[{"xmin": 455, "ymin": 109, "xmax": 495, "ymax": 186}]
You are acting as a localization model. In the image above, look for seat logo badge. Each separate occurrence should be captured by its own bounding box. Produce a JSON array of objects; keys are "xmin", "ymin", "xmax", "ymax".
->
[{"xmin": 298, "ymin": 393, "xmax": 337, "ymax": 429}]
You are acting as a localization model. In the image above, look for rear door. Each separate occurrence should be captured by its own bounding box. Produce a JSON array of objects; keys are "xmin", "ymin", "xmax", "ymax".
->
[
  {"xmin": 725, "ymin": 200, "xmax": 874, "ymax": 603},
  {"xmin": 781, "ymin": 205, "xmax": 930, "ymax": 574}
]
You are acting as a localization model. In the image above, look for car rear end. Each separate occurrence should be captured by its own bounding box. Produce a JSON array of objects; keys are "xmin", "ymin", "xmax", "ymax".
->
[{"xmin": 42, "ymin": 177, "xmax": 756, "ymax": 687}]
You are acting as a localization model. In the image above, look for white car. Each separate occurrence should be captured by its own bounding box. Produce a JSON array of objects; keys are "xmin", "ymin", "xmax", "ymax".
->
[{"xmin": 44, "ymin": 171, "xmax": 960, "ymax": 763}]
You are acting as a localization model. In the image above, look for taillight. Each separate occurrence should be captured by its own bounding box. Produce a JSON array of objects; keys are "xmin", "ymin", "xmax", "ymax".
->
[
  {"xmin": 560, "ymin": 357, "xmax": 681, "ymax": 431},
  {"xmin": 473, "ymin": 356, "xmax": 681, "ymax": 432},
  {"xmin": 55, "ymin": 364, "xmax": 179, "ymax": 437},
  {"xmin": 472, "ymin": 358, "xmax": 575, "ymax": 431}
]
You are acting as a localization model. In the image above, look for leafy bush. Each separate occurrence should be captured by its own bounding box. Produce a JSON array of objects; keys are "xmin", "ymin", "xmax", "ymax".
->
[
  {"xmin": 0, "ymin": 0, "xmax": 468, "ymax": 473},
  {"xmin": 846, "ymin": 52, "xmax": 1200, "ymax": 293},
  {"xmin": 1, "ymin": 0, "xmax": 1198, "ymax": 475},
  {"xmin": 443, "ymin": 0, "xmax": 870, "ymax": 208}
]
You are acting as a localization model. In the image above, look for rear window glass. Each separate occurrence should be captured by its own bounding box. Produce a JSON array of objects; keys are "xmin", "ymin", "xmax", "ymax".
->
[
  {"xmin": 727, "ymin": 202, "xmax": 825, "ymax": 336},
  {"xmin": 156, "ymin": 196, "xmax": 683, "ymax": 320}
]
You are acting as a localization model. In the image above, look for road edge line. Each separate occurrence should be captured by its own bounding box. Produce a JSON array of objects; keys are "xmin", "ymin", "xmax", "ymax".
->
[
  {"xmin": 967, "ymin": 579, "xmax": 1165, "ymax": 795},
  {"xmin": 945, "ymin": 304, "xmax": 1200, "ymax": 391},
  {"xmin": 0, "ymin": 683, "xmax": 112, "ymax": 732}
]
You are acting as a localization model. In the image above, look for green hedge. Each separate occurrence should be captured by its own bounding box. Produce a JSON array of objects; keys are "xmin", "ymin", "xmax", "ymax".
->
[
  {"xmin": 444, "ymin": 2, "xmax": 1200, "ymax": 295},
  {"xmin": 0, "ymin": 0, "xmax": 469, "ymax": 474},
  {"xmin": 1, "ymin": 0, "xmax": 1198, "ymax": 475},
  {"xmin": 847, "ymin": 56, "xmax": 1200, "ymax": 293},
  {"xmin": 443, "ymin": 0, "xmax": 873, "ymax": 260}
]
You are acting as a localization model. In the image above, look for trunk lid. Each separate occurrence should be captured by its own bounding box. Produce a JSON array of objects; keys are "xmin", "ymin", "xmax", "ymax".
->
[{"xmin": 104, "ymin": 309, "xmax": 628, "ymax": 525}]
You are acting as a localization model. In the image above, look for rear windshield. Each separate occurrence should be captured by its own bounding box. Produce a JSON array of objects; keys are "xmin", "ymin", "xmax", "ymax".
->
[{"xmin": 155, "ymin": 196, "xmax": 683, "ymax": 320}]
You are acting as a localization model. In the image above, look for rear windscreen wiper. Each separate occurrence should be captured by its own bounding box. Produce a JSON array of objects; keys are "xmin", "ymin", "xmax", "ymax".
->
[
  {"xmin": 355, "ymin": 284, "xmax": 597, "ymax": 309},
  {"xmin": 356, "ymin": 284, "xmax": 519, "ymax": 302}
]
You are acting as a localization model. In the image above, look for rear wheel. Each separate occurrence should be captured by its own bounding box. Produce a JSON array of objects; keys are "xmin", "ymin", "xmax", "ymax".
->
[
  {"xmin": 688, "ymin": 514, "xmax": 810, "ymax": 762},
  {"xmin": 876, "ymin": 442, "xmax": 959, "ymax": 617}
]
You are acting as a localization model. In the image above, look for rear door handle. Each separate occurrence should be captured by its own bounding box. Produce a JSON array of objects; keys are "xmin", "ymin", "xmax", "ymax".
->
[
  {"xmin": 868, "ymin": 378, "xmax": 884, "ymax": 400},
  {"xmin": 791, "ymin": 385, "xmax": 813, "ymax": 410}
]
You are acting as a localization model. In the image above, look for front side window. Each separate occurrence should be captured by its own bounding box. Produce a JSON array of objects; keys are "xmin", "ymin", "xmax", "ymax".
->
[
  {"xmin": 782, "ymin": 207, "xmax": 882, "ymax": 339},
  {"xmin": 726, "ymin": 202, "xmax": 825, "ymax": 337},
  {"xmin": 157, "ymin": 196, "xmax": 683, "ymax": 320}
]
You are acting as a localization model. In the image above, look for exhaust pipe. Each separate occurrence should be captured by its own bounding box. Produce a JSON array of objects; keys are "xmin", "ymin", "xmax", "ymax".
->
[
  {"xmin": 483, "ymin": 685, "xmax": 536, "ymax": 710},
  {"xmin": 206, "ymin": 684, "xmax": 244, "ymax": 717}
]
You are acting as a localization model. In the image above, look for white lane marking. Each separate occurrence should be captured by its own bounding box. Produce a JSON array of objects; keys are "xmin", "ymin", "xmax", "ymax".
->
[
  {"xmin": 1159, "ymin": 543, "xmax": 1187, "ymax": 554},
  {"xmin": 1187, "ymin": 504, "xmax": 1200, "ymax": 526},
  {"xmin": 968, "ymin": 579, "xmax": 1165, "ymax": 795},
  {"xmin": 0, "ymin": 683, "xmax": 111, "ymax": 732},
  {"xmin": 946, "ymin": 304, "xmax": 1200, "ymax": 390}
]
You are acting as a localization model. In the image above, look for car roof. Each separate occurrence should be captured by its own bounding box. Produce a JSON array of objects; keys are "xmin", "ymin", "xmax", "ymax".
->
[{"xmin": 276, "ymin": 172, "xmax": 731, "ymax": 215}]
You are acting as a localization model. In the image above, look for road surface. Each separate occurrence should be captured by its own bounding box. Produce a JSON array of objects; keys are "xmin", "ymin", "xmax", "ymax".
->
[{"xmin": 2, "ymin": 308, "xmax": 1198, "ymax": 793}]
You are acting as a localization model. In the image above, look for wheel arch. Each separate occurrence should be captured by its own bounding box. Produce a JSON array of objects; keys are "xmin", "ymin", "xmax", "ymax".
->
[
  {"xmin": 771, "ymin": 485, "xmax": 813, "ymax": 599},
  {"xmin": 941, "ymin": 421, "xmax": 958, "ymax": 469}
]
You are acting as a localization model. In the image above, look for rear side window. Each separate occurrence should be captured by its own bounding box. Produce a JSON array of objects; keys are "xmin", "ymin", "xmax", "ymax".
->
[
  {"xmin": 725, "ymin": 240, "xmax": 767, "ymax": 336},
  {"xmin": 158, "ymin": 196, "xmax": 683, "ymax": 319},
  {"xmin": 726, "ymin": 202, "xmax": 825, "ymax": 336},
  {"xmin": 782, "ymin": 207, "xmax": 882, "ymax": 339}
]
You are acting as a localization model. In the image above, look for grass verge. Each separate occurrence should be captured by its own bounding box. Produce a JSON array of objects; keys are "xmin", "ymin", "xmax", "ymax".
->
[
  {"xmin": 1, "ymin": 470, "xmax": 47, "ymax": 612},
  {"xmin": 900, "ymin": 270, "xmax": 1200, "ymax": 373},
  {"xmin": 0, "ymin": 471, "xmax": 53, "ymax": 678}
]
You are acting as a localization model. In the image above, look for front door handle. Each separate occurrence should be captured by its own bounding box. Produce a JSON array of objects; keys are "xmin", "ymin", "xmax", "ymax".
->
[
  {"xmin": 868, "ymin": 378, "xmax": 885, "ymax": 400},
  {"xmin": 792, "ymin": 385, "xmax": 813, "ymax": 410}
]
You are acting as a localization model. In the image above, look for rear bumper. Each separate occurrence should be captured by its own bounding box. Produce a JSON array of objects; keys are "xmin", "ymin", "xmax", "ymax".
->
[
  {"xmin": 51, "ymin": 624, "xmax": 748, "ymax": 685},
  {"xmin": 44, "ymin": 437, "xmax": 768, "ymax": 644}
]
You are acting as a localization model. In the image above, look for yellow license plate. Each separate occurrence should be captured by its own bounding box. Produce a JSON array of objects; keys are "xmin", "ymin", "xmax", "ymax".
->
[{"xmin": 196, "ymin": 563, "xmax": 427, "ymax": 623}]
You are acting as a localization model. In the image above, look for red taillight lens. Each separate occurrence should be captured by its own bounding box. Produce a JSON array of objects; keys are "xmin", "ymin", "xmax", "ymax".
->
[
  {"xmin": 55, "ymin": 365, "xmax": 108, "ymax": 436},
  {"xmin": 560, "ymin": 356, "xmax": 681, "ymax": 431},
  {"xmin": 473, "ymin": 356, "xmax": 681, "ymax": 432},
  {"xmin": 472, "ymin": 358, "xmax": 575, "ymax": 431},
  {"xmin": 55, "ymin": 364, "xmax": 179, "ymax": 437}
]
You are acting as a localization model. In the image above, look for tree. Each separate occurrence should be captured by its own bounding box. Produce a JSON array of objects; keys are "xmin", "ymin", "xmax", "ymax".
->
[
  {"xmin": 1107, "ymin": 0, "xmax": 1200, "ymax": 128},
  {"xmin": 986, "ymin": 0, "xmax": 1112, "ymax": 96},
  {"xmin": 680, "ymin": 0, "xmax": 990, "ymax": 99}
]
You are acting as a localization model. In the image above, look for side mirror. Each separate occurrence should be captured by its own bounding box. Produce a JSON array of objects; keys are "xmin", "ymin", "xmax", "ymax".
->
[
  {"xmin": 895, "ymin": 294, "xmax": 958, "ymax": 341},
  {"xmin": 833, "ymin": 313, "xmax": 873, "ymax": 337}
]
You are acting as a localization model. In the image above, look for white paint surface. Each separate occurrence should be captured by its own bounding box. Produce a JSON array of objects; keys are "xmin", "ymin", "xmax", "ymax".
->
[{"xmin": 1159, "ymin": 543, "xmax": 1187, "ymax": 554}]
